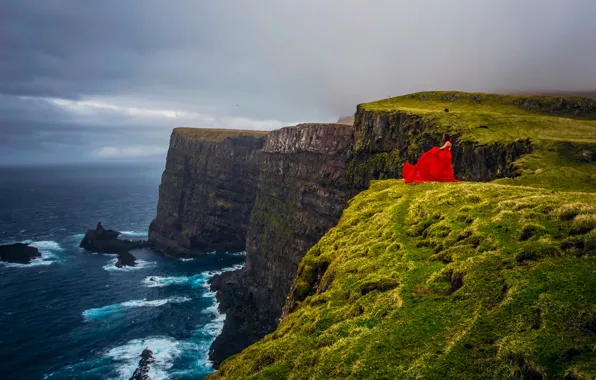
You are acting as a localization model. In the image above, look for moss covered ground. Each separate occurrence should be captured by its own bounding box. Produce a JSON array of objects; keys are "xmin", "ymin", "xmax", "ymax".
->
[
  {"xmin": 173, "ymin": 127, "xmax": 268, "ymax": 141},
  {"xmin": 209, "ymin": 180, "xmax": 596, "ymax": 379}
]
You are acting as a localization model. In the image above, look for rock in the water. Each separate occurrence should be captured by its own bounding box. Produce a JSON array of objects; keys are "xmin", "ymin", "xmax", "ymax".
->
[
  {"xmin": 80, "ymin": 222, "xmax": 147, "ymax": 254},
  {"xmin": 0, "ymin": 243, "xmax": 42, "ymax": 264},
  {"xmin": 129, "ymin": 348, "xmax": 155, "ymax": 380},
  {"xmin": 115, "ymin": 251, "xmax": 137, "ymax": 268}
]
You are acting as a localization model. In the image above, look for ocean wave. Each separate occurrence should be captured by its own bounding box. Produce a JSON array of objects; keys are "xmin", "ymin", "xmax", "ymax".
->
[
  {"xmin": 142, "ymin": 274, "xmax": 207, "ymax": 288},
  {"xmin": 210, "ymin": 263, "xmax": 245, "ymax": 276},
  {"xmin": 107, "ymin": 336, "xmax": 220, "ymax": 379},
  {"xmin": 29, "ymin": 240, "xmax": 64, "ymax": 252},
  {"xmin": 205, "ymin": 250, "xmax": 246, "ymax": 256},
  {"xmin": 83, "ymin": 297, "xmax": 191, "ymax": 322},
  {"xmin": 48, "ymin": 336, "xmax": 208, "ymax": 380},
  {"xmin": 142, "ymin": 263, "xmax": 244, "ymax": 289},
  {"xmin": 103, "ymin": 258, "xmax": 156, "ymax": 272},
  {"xmin": 118, "ymin": 231, "xmax": 149, "ymax": 237},
  {"xmin": 106, "ymin": 337, "xmax": 186, "ymax": 379}
]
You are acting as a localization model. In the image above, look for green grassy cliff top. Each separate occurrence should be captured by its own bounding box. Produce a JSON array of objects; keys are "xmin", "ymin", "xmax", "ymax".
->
[
  {"xmin": 210, "ymin": 180, "xmax": 596, "ymax": 379},
  {"xmin": 357, "ymin": 91, "xmax": 596, "ymax": 192},
  {"xmin": 360, "ymin": 91, "xmax": 596, "ymax": 146},
  {"xmin": 173, "ymin": 127, "xmax": 269, "ymax": 142}
]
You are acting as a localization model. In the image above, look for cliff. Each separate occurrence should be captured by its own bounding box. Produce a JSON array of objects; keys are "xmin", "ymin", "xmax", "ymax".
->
[
  {"xmin": 209, "ymin": 180, "xmax": 596, "ymax": 379},
  {"xmin": 203, "ymin": 92, "xmax": 596, "ymax": 378},
  {"xmin": 209, "ymin": 123, "xmax": 354, "ymax": 365},
  {"xmin": 149, "ymin": 128, "xmax": 268, "ymax": 257},
  {"xmin": 150, "ymin": 92, "xmax": 596, "ymax": 374}
]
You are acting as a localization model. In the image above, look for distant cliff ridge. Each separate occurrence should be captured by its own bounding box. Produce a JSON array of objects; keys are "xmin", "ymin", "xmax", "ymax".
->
[{"xmin": 149, "ymin": 128, "xmax": 267, "ymax": 257}]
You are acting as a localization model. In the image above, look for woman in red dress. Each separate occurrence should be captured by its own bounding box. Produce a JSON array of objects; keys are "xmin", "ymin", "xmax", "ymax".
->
[{"xmin": 402, "ymin": 134, "xmax": 459, "ymax": 184}]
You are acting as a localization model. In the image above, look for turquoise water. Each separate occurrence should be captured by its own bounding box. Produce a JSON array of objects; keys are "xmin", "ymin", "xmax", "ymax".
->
[{"xmin": 0, "ymin": 164, "xmax": 244, "ymax": 379}]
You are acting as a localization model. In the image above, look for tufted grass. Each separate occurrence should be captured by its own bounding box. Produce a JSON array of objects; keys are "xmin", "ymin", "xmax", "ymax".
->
[{"xmin": 209, "ymin": 180, "xmax": 596, "ymax": 380}]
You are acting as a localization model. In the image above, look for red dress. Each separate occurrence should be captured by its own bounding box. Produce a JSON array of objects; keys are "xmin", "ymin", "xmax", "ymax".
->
[{"xmin": 402, "ymin": 145, "xmax": 459, "ymax": 183}]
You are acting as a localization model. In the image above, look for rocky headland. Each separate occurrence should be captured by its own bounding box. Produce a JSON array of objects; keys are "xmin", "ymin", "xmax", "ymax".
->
[{"xmin": 148, "ymin": 92, "xmax": 596, "ymax": 378}]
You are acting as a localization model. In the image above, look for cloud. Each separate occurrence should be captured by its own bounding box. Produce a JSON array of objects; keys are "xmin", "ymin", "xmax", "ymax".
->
[
  {"xmin": 1, "ymin": 0, "xmax": 596, "ymax": 165},
  {"xmin": 48, "ymin": 98, "xmax": 200, "ymax": 119},
  {"xmin": 93, "ymin": 146, "xmax": 167, "ymax": 158}
]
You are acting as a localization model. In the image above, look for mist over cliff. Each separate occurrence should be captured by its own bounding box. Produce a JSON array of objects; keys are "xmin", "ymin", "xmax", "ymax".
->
[{"xmin": 3, "ymin": 1, "xmax": 596, "ymax": 165}]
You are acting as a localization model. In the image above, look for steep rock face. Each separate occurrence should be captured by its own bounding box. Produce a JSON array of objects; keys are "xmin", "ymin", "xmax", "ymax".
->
[
  {"xmin": 209, "ymin": 123, "xmax": 354, "ymax": 365},
  {"xmin": 149, "ymin": 128, "xmax": 267, "ymax": 257},
  {"xmin": 347, "ymin": 108, "xmax": 533, "ymax": 188}
]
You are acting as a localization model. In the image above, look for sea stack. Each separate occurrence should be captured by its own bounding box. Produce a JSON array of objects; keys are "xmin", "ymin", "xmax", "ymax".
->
[
  {"xmin": 0, "ymin": 243, "xmax": 42, "ymax": 264},
  {"xmin": 80, "ymin": 222, "xmax": 147, "ymax": 254}
]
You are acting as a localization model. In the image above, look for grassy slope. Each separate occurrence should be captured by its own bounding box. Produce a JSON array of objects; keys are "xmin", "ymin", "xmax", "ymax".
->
[
  {"xmin": 208, "ymin": 92, "xmax": 596, "ymax": 379},
  {"xmin": 362, "ymin": 91, "xmax": 596, "ymax": 192},
  {"xmin": 173, "ymin": 127, "xmax": 268, "ymax": 141},
  {"xmin": 211, "ymin": 181, "xmax": 596, "ymax": 379}
]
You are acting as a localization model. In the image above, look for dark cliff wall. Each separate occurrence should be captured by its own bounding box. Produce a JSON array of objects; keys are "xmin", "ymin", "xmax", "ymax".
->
[
  {"xmin": 347, "ymin": 108, "xmax": 533, "ymax": 188},
  {"xmin": 209, "ymin": 123, "xmax": 354, "ymax": 365},
  {"xmin": 149, "ymin": 128, "xmax": 267, "ymax": 257}
]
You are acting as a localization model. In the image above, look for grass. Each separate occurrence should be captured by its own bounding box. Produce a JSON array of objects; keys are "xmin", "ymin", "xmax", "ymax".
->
[
  {"xmin": 360, "ymin": 91, "xmax": 596, "ymax": 145},
  {"xmin": 173, "ymin": 127, "xmax": 268, "ymax": 141},
  {"xmin": 209, "ymin": 180, "xmax": 596, "ymax": 379}
]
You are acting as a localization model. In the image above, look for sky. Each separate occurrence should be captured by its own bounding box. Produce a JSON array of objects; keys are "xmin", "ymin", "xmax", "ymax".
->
[{"xmin": 1, "ymin": 1, "xmax": 596, "ymax": 165}]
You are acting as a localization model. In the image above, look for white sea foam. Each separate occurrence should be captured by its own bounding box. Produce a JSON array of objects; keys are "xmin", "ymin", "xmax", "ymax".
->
[
  {"xmin": 103, "ymin": 258, "xmax": 156, "ymax": 272},
  {"xmin": 105, "ymin": 337, "xmax": 191, "ymax": 379},
  {"xmin": 58, "ymin": 263, "xmax": 244, "ymax": 378},
  {"xmin": 83, "ymin": 297, "xmax": 191, "ymax": 322},
  {"xmin": 205, "ymin": 250, "xmax": 246, "ymax": 256},
  {"xmin": 118, "ymin": 231, "xmax": 149, "ymax": 237},
  {"xmin": 141, "ymin": 274, "xmax": 207, "ymax": 288},
  {"xmin": 141, "ymin": 263, "xmax": 243, "ymax": 289},
  {"xmin": 29, "ymin": 240, "xmax": 64, "ymax": 252}
]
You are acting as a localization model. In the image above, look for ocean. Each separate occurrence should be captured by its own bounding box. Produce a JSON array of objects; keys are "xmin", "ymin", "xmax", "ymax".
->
[{"xmin": 0, "ymin": 164, "xmax": 245, "ymax": 379}]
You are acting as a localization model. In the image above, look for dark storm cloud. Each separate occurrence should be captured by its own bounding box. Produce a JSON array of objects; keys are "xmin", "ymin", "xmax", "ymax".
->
[{"xmin": 1, "ymin": 0, "xmax": 596, "ymax": 165}]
